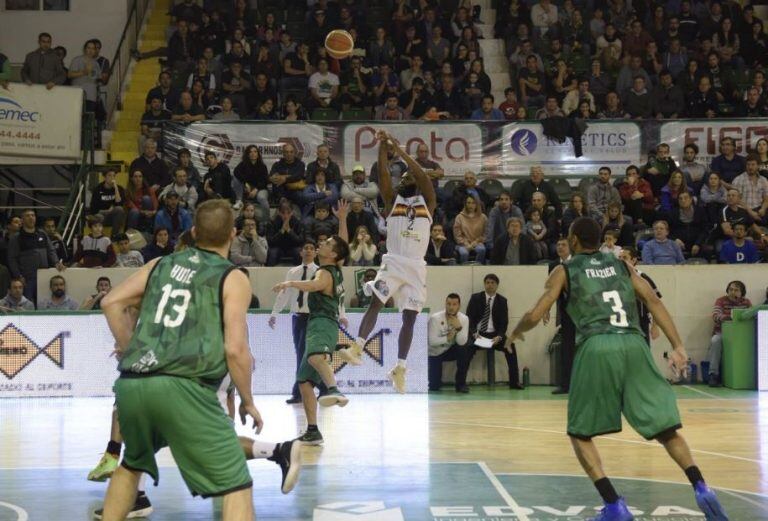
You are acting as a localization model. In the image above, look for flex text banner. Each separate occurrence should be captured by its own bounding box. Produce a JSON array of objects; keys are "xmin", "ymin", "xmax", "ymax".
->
[
  {"xmin": 660, "ymin": 119, "xmax": 768, "ymax": 167},
  {"xmin": 0, "ymin": 83, "xmax": 83, "ymax": 162},
  {"xmin": 165, "ymin": 121, "xmax": 325, "ymax": 173},
  {"xmin": 0, "ymin": 312, "xmax": 427, "ymax": 397},
  {"xmin": 501, "ymin": 121, "xmax": 642, "ymax": 177}
]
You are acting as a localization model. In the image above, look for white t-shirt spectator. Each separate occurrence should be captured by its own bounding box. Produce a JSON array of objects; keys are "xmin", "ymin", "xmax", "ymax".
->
[{"xmin": 308, "ymin": 71, "xmax": 340, "ymax": 100}]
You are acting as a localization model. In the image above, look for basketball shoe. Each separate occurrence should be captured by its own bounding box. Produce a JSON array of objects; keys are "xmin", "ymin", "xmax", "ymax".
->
[
  {"xmin": 87, "ymin": 452, "xmax": 119, "ymax": 482},
  {"xmin": 389, "ymin": 365, "xmax": 406, "ymax": 394},
  {"xmin": 694, "ymin": 482, "xmax": 729, "ymax": 520},
  {"xmin": 269, "ymin": 440, "xmax": 303, "ymax": 494},
  {"xmin": 589, "ymin": 497, "xmax": 633, "ymax": 521},
  {"xmin": 93, "ymin": 491, "xmax": 153, "ymax": 519},
  {"xmin": 318, "ymin": 388, "xmax": 349, "ymax": 407}
]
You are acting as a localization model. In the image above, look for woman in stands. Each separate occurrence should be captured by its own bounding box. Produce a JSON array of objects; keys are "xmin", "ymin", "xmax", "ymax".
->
[
  {"xmin": 125, "ymin": 171, "xmax": 158, "ymax": 233},
  {"xmin": 659, "ymin": 170, "xmax": 694, "ymax": 216}
]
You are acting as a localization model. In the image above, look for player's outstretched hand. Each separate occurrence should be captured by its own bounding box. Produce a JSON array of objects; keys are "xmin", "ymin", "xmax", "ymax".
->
[
  {"xmin": 268, "ymin": 315, "xmax": 277, "ymax": 329},
  {"xmin": 239, "ymin": 402, "xmax": 264, "ymax": 434},
  {"xmin": 272, "ymin": 281, "xmax": 291, "ymax": 293},
  {"xmin": 339, "ymin": 317, "xmax": 349, "ymax": 329},
  {"xmin": 333, "ymin": 199, "xmax": 349, "ymax": 221},
  {"xmin": 510, "ymin": 330, "xmax": 525, "ymax": 343}
]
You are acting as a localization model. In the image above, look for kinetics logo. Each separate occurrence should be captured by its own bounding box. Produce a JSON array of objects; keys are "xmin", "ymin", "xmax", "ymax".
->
[
  {"xmin": 0, "ymin": 325, "xmax": 64, "ymax": 379},
  {"xmin": 332, "ymin": 327, "xmax": 390, "ymax": 373},
  {"xmin": 509, "ymin": 129, "xmax": 538, "ymax": 156},
  {"xmin": 0, "ymin": 95, "xmax": 40, "ymax": 122}
]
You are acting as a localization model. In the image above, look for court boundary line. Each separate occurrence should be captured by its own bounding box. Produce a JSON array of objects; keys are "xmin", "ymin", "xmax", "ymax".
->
[
  {"xmin": 477, "ymin": 462, "xmax": 531, "ymax": 521},
  {"xmin": 431, "ymin": 419, "xmax": 763, "ymax": 464},
  {"xmin": 681, "ymin": 385, "xmax": 727, "ymax": 400},
  {"xmin": 494, "ymin": 472, "xmax": 768, "ymax": 503}
]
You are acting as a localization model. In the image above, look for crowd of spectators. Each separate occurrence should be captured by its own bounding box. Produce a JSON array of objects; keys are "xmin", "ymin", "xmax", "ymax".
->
[{"xmin": 130, "ymin": 0, "xmax": 768, "ymax": 134}]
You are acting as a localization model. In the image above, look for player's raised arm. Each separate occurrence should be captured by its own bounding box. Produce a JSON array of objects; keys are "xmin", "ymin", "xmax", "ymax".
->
[
  {"xmin": 388, "ymin": 134, "xmax": 437, "ymax": 215},
  {"xmin": 511, "ymin": 265, "xmax": 567, "ymax": 341},
  {"xmin": 333, "ymin": 198, "xmax": 349, "ymax": 244},
  {"xmin": 273, "ymin": 268, "xmax": 331, "ymax": 294},
  {"xmin": 102, "ymin": 258, "xmax": 161, "ymax": 351},
  {"xmin": 626, "ymin": 261, "xmax": 687, "ymax": 368},
  {"xmin": 376, "ymin": 130, "xmax": 394, "ymax": 213}
]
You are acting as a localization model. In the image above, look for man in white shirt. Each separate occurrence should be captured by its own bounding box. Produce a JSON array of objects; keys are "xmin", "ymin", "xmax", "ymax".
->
[
  {"xmin": 269, "ymin": 240, "xmax": 321, "ymax": 403},
  {"xmin": 307, "ymin": 58, "xmax": 340, "ymax": 111},
  {"xmin": 428, "ymin": 293, "xmax": 470, "ymax": 392}
]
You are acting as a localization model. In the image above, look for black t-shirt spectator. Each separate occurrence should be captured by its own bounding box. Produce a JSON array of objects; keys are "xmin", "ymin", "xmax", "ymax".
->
[
  {"xmin": 248, "ymin": 84, "xmax": 277, "ymax": 112},
  {"xmin": 234, "ymin": 160, "xmax": 269, "ymax": 191},
  {"xmin": 221, "ymin": 70, "xmax": 252, "ymax": 93},
  {"xmin": 284, "ymin": 52, "xmax": 309, "ymax": 78},
  {"xmin": 129, "ymin": 156, "xmax": 171, "ymax": 189},
  {"xmin": 172, "ymin": 102, "xmax": 205, "ymax": 120},
  {"xmin": 172, "ymin": 1, "xmax": 203, "ymax": 24},
  {"xmin": 518, "ymin": 68, "xmax": 546, "ymax": 95},
  {"xmin": 146, "ymin": 86, "xmax": 181, "ymax": 111},
  {"xmin": 90, "ymin": 182, "xmax": 127, "ymax": 214},
  {"xmin": 141, "ymin": 109, "xmax": 172, "ymax": 133},
  {"xmin": 204, "ymin": 163, "xmax": 236, "ymax": 203},
  {"xmin": 399, "ymin": 89, "xmax": 433, "ymax": 119},
  {"xmin": 721, "ymin": 205, "xmax": 753, "ymax": 230}
]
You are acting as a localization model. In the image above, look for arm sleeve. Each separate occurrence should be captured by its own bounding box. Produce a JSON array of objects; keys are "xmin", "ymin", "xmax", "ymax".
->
[{"xmin": 455, "ymin": 314, "xmax": 470, "ymax": 345}]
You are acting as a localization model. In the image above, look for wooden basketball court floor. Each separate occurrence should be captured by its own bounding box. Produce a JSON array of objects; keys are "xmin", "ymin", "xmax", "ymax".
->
[{"xmin": 1, "ymin": 385, "xmax": 766, "ymax": 520}]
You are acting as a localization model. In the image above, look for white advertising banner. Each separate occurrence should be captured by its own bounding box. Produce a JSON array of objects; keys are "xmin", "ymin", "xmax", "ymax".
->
[
  {"xmin": 342, "ymin": 122, "xmax": 483, "ymax": 178},
  {"xmin": 0, "ymin": 83, "xmax": 83, "ymax": 162},
  {"xmin": 501, "ymin": 121, "xmax": 642, "ymax": 177},
  {"xmin": 167, "ymin": 121, "xmax": 325, "ymax": 172},
  {"xmin": 0, "ymin": 312, "xmax": 428, "ymax": 398},
  {"xmin": 659, "ymin": 119, "xmax": 768, "ymax": 166}
]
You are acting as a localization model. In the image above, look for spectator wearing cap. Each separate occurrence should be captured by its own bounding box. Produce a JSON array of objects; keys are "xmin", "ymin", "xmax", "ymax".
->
[
  {"xmin": 90, "ymin": 169, "xmax": 127, "ymax": 234},
  {"xmin": 154, "ymin": 191, "xmax": 192, "ymax": 241},
  {"xmin": 342, "ymin": 165, "xmax": 380, "ymax": 210},
  {"xmin": 73, "ymin": 215, "xmax": 116, "ymax": 268},
  {"xmin": 21, "ymin": 32, "xmax": 66, "ymax": 88},
  {"xmin": 471, "ymin": 94, "xmax": 505, "ymax": 121},
  {"xmin": 113, "ymin": 233, "xmax": 144, "ymax": 267},
  {"xmin": 305, "ymin": 144, "xmax": 342, "ymax": 189},
  {"xmin": 230, "ymin": 216, "xmax": 268, "ymax": 267}
]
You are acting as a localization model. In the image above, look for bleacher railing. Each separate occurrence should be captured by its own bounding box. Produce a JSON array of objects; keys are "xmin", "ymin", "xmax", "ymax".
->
[{"xmin": 103, "ymin": 0, "xmax": 151, "ymax": 124}]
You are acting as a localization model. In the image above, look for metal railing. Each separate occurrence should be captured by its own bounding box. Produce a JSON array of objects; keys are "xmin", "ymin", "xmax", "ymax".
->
[
  {"xmin": 103, "ymin": 0, "xmax": 152, "ymax": 125},
  {"xmin": 58, "ymin": 112, "xmax": 96, "ymax": 247}
]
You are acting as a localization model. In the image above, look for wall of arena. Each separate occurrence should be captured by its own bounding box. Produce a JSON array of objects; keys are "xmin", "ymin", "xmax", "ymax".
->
[{"xmin": 37, "ymin": 265, "xmax": 767, "ymax": 385}]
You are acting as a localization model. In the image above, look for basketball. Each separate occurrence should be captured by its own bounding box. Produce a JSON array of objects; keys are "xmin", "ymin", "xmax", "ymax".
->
[{"xmin": 324, "ymin": 29, "xmax": 354, "ymax": 59}]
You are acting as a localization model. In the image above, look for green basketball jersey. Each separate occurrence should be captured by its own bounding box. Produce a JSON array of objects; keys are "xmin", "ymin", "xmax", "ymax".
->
[
  {"xmin": 308, "ymin": 265, "xmax": 344, "ymax": 322},
  {"xmin": 118, "ymin": 247, "xmax": 236, "ymax": 389},
  {"xmin": 564, "ymin": 251, "xmax": 642, "ymax": 345}
]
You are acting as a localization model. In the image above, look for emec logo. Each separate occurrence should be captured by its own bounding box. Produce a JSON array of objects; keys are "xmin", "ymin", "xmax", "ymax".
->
[
  {"xmin": 0, "ymin": 325, "xmax": 64, "ymax": 379},
  {"xmin": 509, "ymin": 129, "xmax": 538, "ymax": 156},
  {"xmin": 0, "ymin": 95, "xmax": 41, "ymax": 122}
]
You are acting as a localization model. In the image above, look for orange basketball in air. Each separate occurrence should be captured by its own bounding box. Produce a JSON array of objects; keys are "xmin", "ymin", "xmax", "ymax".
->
[{"xmin": 324, "ymin": 29, "xmax": 354, "ymax": 59}]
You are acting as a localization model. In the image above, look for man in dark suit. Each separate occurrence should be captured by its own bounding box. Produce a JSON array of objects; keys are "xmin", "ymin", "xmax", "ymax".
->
[
  {"xmin": 462, "ymin": 273, "xmax": 523, "ymax": 390},
  {"xmin": 490, "ymin": 217, "xmax": 537, "ymax": 265},
  {"xmin": 547, "ymin": 237, "xmax": 575, "ymax": 394},
  {"xmin": 425, "ymin": 222, "xmax": 457, "ymax": 265}
]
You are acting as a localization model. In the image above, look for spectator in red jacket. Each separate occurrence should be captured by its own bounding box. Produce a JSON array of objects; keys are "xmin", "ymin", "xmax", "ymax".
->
[
  {"xmin": 705, "ymin": 281, "xmax": 751, "ymax": 386},
  {"xmin": 618, "ymin": 165, "xmax": 655, "ymax": 225}
]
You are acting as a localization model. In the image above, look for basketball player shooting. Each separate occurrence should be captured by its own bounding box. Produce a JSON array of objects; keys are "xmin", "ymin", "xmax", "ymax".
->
[{"xmin": 346, "ymin": 129, "xmax": 436, "ymax": 393}]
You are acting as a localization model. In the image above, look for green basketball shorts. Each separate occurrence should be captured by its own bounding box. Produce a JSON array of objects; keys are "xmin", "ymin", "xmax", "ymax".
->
[
  {"xmin": 567, "ymin": 334, "xmax": 682, "ymax": 440},
  {"xmin": 114, "ymin": 375, "xmax": 252, "ymax": 497},
  {"xmin": 297, "ymin": 317, "xmax": 338, "ymax": 385}
]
